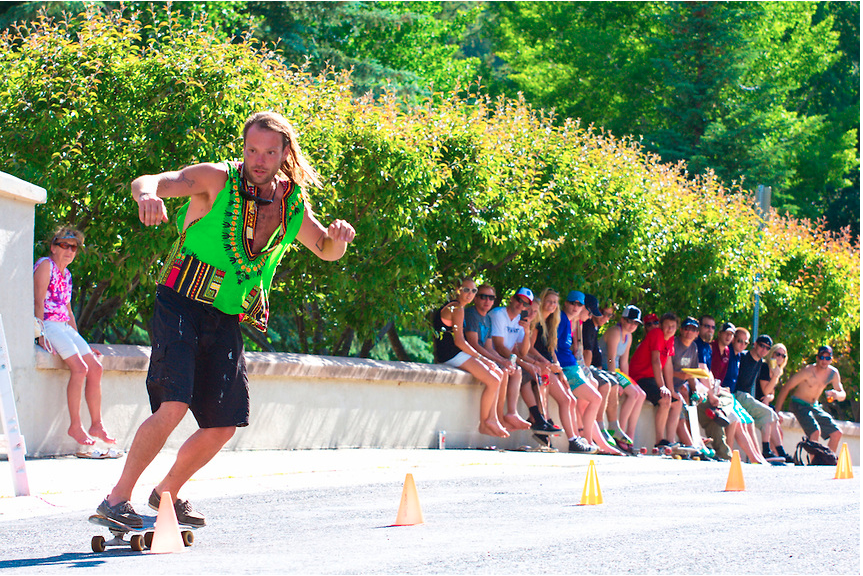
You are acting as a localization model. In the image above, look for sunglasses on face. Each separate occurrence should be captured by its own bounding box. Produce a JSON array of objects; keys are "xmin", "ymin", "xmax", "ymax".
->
[
  {"xmin": 516, "ymin": 298, "xmax": 531, "ymax": 306},
  {"xmin": 756, "ymin": 342, "xmax": 769, "ymax": 349},
  {"xmin": 701, "ymin": 324, "xmax": 716, "ymax": 330},
  {"xmin": 774, "ymin": 353, "xmax": 786, "ymax": 358},
  {"xmin": 460, "ymin": 287, "xmax": 478, "ymax": 294},
  {"xmin": 645, "ymin": 321, "xmax": 659, "ymax": 327},
  {"xmin": 477, "ymin": 293, "xmax": 495, "ymax": 301},
  {"xmin": 54, "ymin": 241, "xmax": 78, "ymax": 251},
  {"xmin": 735, "ymin": 339, "xmax": 749, "ymax": 346},
  {"xmin": 818, "ymin": 355, "xmax": 833, "ymax": 361},
  {"xmin": 683, "ymin": 326, "xmax": 698, "ymax": 332}
]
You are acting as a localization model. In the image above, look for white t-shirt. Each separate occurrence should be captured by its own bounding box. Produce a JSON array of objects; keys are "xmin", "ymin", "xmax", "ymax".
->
[{"xmin": 489, "ymin": 306, "xmax": 525, "ymax": 352}]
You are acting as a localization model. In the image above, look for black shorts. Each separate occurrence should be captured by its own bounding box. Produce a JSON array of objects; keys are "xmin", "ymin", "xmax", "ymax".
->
[
  {"xmin": 146, "ymin": 285, "xmax": 249, "ymax": 428},
  {"xmin": 637, "ymin": 377, "xmax": 680, "ymax": 406},
  {"xmin": 589, "ymin": 366, "xmax": 618, "ymax": 388}
]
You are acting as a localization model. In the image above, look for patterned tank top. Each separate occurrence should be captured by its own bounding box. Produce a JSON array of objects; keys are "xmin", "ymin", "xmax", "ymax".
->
[{"xmin": 34, "ymin": 257, "xmax": 72, "ymax": 322}]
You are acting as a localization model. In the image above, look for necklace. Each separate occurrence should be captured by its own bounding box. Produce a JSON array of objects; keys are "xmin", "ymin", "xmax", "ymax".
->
[{"xmin": 239, "ymin": 164, "xmax": 278, "ymax": 205}]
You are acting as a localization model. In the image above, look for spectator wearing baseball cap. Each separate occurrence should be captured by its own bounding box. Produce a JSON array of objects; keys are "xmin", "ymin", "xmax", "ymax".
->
[
  {"xmin": 599, "ymin": 305, "xmax": 647, "ymax": 448},
  {"xmin": 734, "ymin": 332, "xmax": 783, "ymax": 462},
  {"xmin": 489, "ymin": 288, "xmax": 535, "ymax": 432},
  {"xmin": 710, "ymin": 322, "xmax": 736, "ymax": 381}
]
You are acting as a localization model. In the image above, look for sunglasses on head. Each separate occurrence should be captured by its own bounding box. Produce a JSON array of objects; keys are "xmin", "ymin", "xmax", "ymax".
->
[
  {"xmin": 54, "ymin": 241, "xmax": 78, "ymax": 251},
  {"xmin": 476, "ymin": 293, "xmax": 495, "ymax": 301}
]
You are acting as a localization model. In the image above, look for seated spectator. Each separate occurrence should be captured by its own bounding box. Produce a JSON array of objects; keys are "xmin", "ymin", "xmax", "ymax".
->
[
  {"xmin": 669, "ymin": 317, "xmax": 703, "ymax": 447},
  {"xmin": 599, "ymin": 305, "xmax": 647, "ymax": 448},
  {"xmin": 695, "ymin": 315, "xmax": 715, "ymax": 369},
  {"xmin": 582, "ymin": 297, "xmax": 629, "ymax": 452},
  {"xmin": 34, "ymin": 226, "xmax": 114, "ymax": 447},
  {"xmin": 757, "ymin": 343, "xmax": 793, "ymax": 462},
  {"xmin": 721, "ymin": 328, "xmax": 768, "ymax": 464},
  {"xmin": 518, "ymin": 298, "xmax": 562, "ymax": 435},
  {"xmin": 733, "ymin": 334, "xmax": 785, "ymax": 463},
  {"xmin": 628, "ymin": 312, "xmax": 681, "ymax": 448},
  {"xmin": 556, "ymin": 291, "xmax": 612, "ymax": 453},
  {"xmin": 432, "ymin": 278, "xmax": 508, "ymax": 438},
  {"xmin": 490, "ymin": 288, "xmax": 535, "ymax": 431},
  {"xmin": 710, "ymin": 322, "xmax": 735, "ymax": 381},
  {"xmin": 775, "ymin": 345, "xmax": 846, "ymax": 453},
  {"xmin": 528, "ymin": 289, "xmax": 595, "ymax": 453}
]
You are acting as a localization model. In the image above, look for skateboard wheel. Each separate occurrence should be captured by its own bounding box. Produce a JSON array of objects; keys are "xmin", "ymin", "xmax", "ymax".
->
[
  {"xmin": 639, "ymin": 447, "xmax": 648, "ymax": 455},
  {"xmin": 692, "ymin": 456, "xmax": 701, "ymax": 461},
  {"xmin": 130, "ymin": 534, "xmax": 145, "ymax": 552},
  {"xmin": 673, "ymin": 454, "xmax": 682, "ymax": 460},
  {"xmin": 91, "ymin": 535, "xmax": 106, "ymax": 553},
  {"xmin": 144, "ymin": 531, "xmax": 154, "ymax": 549},
  {"xmin": 182, "ymin": 530, "xmax": 194, "ymax": 547}
]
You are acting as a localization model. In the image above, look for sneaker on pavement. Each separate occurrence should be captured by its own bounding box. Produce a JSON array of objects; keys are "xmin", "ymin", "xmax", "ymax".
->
[
  {"xmin": 569, "ymin": 437, "xmax": 598, "ymax": 454},
  {"xmin": 97, "ymin": 497, "xmax": 143, "ymax": 529},
  {"xmin": 149, "ymin": 489, "xmax": 206, "ymax": 526}
]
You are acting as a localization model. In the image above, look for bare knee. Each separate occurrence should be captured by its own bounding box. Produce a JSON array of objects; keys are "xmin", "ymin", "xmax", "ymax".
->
[{"xmin": 153, "ymin": 401, "xmax": 190, "ymax": 427}]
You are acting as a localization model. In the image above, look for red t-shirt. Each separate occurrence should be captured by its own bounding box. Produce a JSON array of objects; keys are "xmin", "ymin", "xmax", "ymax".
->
[
  {"xmin": 710, "ymin": 340, "xmax": 731, "ymax": 380},
  {"xmin": 629, "ymin": 327, "xmax": 675, "ymax": 381}
]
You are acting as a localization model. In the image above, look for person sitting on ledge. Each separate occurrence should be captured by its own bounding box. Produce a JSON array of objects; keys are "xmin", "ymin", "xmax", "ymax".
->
[
  {"xmin": 34, "ymin": 226, "xmax": 115, "ymax": 448},
  {"xmin": 433, "ymin": 278, "xmax": 509, "ymax": 438}
]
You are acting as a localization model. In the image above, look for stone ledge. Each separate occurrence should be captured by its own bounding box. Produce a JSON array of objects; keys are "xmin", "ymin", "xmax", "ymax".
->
[
  {"xmin": 0, "ymin": 171, "xmax": 47, "ymax": 204},
  {"xmin": 35, "ymin": 343, "xmax": 478, "ymax": 387}
]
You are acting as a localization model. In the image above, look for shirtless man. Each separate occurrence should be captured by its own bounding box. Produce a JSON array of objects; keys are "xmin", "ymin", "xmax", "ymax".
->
[{"xmin": 775, "ymin": 346, "xmax": 846, "ymax": 453}]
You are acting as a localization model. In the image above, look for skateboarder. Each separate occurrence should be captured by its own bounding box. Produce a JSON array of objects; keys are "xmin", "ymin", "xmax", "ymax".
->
[{"xmin": 97, "ymin": 111, "xmax": 355, "ymax": 528}]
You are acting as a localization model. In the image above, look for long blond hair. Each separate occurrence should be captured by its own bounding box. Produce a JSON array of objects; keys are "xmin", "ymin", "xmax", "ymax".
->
[
  {"xmin": 537, "ymin": 288, "xmax": 560, "ymax": 352},
  {"xmin": 243, "ymin": 111, "xmax": 323, "ymax": 189},
  {"xmin": 767, "ymin": 343, "xmax": 788, "ymax": 372}
]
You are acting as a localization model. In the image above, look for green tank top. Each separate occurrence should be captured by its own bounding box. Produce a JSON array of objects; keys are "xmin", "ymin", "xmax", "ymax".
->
[{"xmin": 157, "ymin": 161, "xmax": 305, "ymax": 331}]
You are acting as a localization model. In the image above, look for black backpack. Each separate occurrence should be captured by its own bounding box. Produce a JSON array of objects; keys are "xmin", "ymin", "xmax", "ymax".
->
[{"xmin": 793, "ymin": 437, "xmax": 838, "ymax": 466}]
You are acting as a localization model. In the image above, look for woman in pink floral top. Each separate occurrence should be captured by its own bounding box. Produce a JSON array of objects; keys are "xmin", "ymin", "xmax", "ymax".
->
[{"xmin": 34, "ymin": 226, "xmax": 114, "ymax": 447}]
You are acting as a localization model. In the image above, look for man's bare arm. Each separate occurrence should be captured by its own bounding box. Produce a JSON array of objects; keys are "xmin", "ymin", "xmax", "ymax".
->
[
  {"xmin": 296, "ymin": 205, "xmax": 355, "ymax": 261},
  {"xmin": 775, "ymin": 369, "xmax": 806, "ymax": 411},
  {"xmin": 132, "ymin": 163, "xmax": 227, "ymax": 226}
]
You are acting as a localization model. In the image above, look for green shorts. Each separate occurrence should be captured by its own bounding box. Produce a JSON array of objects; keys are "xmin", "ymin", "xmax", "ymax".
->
[{"xmin": 562, "ymin": 364, "xmax": 589, "ymax": 390}]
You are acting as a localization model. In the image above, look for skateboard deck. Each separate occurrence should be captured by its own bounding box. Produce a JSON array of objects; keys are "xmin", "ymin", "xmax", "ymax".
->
[{"xmin": 88, "ymin": 513, "xmax": 198, "ymax": 552}]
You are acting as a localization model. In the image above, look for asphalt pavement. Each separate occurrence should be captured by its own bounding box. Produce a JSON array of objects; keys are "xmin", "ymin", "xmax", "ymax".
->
[{"xmin": 0, "ymin": 448, "xmax": 859, "ymax": 575}]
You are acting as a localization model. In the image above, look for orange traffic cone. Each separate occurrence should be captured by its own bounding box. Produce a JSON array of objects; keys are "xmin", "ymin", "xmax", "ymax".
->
[
  {"xmin": 834, "ymin": 443, "xmax": 854, "ymax": 480},
  {"xmin": 394, "ymin": 473, "xmax": 424, "ymax": 526},
  {"xmin": 149, "ymin": 491, "xmax": 184, "ymax": 553},
  {"xmin": 579, "ymin": 460, "xmax": 603, "ymax": 505},
  {"xmin": 724, "ymin": 450, "xmax": 745, "ymax": 492}
]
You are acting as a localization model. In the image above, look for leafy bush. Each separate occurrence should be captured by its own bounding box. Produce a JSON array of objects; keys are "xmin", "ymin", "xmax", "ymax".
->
[{"xmin": 1, "ymin": 6, "xmax": 857, "ymax": 418}]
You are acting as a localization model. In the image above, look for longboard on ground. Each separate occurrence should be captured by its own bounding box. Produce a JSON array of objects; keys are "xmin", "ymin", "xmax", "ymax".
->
[{"xmin": 88, "ymin": 513, "xmax": 198, "ymax": 553}]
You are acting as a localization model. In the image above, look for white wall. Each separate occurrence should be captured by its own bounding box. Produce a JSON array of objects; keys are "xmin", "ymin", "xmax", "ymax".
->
[{"xmin": 24, "ymin": 345, "xmax": 860, "ymax": 465}]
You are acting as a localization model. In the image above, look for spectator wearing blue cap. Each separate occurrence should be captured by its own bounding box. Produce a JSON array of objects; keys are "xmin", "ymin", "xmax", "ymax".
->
[{"xmin": 556, "ymin": 291, "xmax": 621, "ymax": 454}]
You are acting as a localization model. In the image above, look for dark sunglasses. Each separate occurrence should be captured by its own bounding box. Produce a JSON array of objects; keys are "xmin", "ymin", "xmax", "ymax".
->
[
  {"xmin": 756, "ymin": 342, "xmax": 770, "ymax": 349},
  {"xmin": 54, "ymin": 241, "xmax": 78, "ymax": 251},
  {"xmin": 239, "ymin": 186, "xmax": 275, "ymax": 205},
  {"xmin": 774, "ymin": 352, "xmax": 786, "ymax": 358},
  {"xmin": 818, "ymin": 355, "xmax": 833, "ymax": 361},
  {"xmin": 701, "ymin": 324, "xmax": 716, "ymax": 330},
  {"xmin": 477, "ymin": 294, "xmax": 496, "ymax": 301},
  {"xmin": 645, "ymin": 321, "xmax": 659, "ymax": 327}
]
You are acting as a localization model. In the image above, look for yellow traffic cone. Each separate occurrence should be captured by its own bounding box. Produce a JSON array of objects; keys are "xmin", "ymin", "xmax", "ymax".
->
[
  {"xmin": 149, "ymin": 491, "xmax": 184, "ymax": 553},
  {"xmin": 724, "ymin": 450, "xmax": 745, "ymax": 492},
  {"xmin": 579, "ymin": 460, "xmax": 603, "ymax": 505},
  {"xmin": 394, "ymin": 473, "xmax": 424, "ymax": 526},
  {"xmin": 834, "ymin": 443, "xmax": 854, "ymax": 480}
]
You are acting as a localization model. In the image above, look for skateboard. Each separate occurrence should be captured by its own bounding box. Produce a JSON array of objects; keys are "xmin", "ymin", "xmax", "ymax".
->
[
  {"xmin": 88, "ymin": 513, "xmax": 197, "ymax": 553},
  {"xmin": 669, "ymin": 445, "xmax": 702, "ymax": 460}
]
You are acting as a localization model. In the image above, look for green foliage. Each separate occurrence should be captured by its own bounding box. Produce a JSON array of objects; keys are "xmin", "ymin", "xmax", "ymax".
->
[
  {"xmin": 485, "ymin": 1, "xmax": 859, "ymax": 238},
  {"xmin": 1, "ymin": 6, "xmax": 858, "ymax": 418}
]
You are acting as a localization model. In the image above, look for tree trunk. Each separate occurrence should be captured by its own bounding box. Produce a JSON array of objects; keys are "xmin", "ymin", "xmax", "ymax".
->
[
  {"xmin": 387, "ymin": 324, "xmax": 411, "ymax": 362},
  {"xmin": 359, "ymin": 338, "xmax": 374, "ymax": 358}
]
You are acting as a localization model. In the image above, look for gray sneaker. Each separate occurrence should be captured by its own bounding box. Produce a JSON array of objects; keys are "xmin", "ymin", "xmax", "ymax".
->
[
  {"xmin": 569, "ymin": 437, "xmax": 599, "ymax": 454},
  {"xmin": 97, "ymin": 497, "xmax": 143, "ymax": 529},
  {"xmin": 149, "ymin": 489, "xmax": 206, "ymax": 526}
]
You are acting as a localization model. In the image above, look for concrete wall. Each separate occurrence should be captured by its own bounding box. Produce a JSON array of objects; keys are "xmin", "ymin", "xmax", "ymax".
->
[
  {"xmin": 1, "ymin": 170, "xmax": 858, "ymax": 465},
  {"xmin": 25, "ymin": 344, "xmax": 860, "ymax": 465}
]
